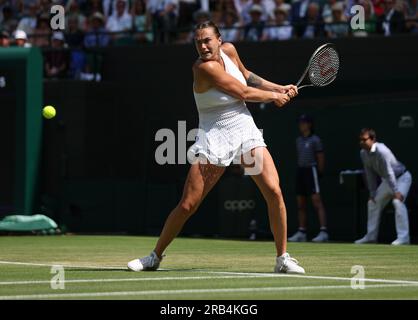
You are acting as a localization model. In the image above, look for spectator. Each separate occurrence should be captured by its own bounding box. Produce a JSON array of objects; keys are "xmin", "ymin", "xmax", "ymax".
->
[
  {"xmin": 243, "ymin": 4, "xmax": 265, "ymax": 41},
  {"xmin": 219, "ymin": 9, "xmax": 242, "ymax": 42},
  {"xmin": 103, "ymin": 0, "xmax": 130, "ymax": 18},
  {"xmin": 322, "ymin": 0, "xmax": 338, "ymax": 23},
  {"xmin": 241, "ymin": 0, "xmax": 271, "ymax": 23},
  {"xmin": 290, "ymin": 0, "xmax": 312, "ymax": 35},
  {"xmin": 14, "ymin": 29, "xmax": 32, "ymax": 47},
  {"xmin": 16, "ymin": 2, "xmax": 38, "ymax": 36},
  {"xmin": 147, "ymin": 0, "xmax": 179, "ymax": 44},
  {"xmin": 351, "ymin": 0, "xmax": 377, "ymax": 36},
  {"xmin": 273, "ymin": 0, "xmax": 291, "ymax": 16},
  {"xmin": 0, "ymin": 29, "xmax": 10, "ymax": 47},
  {"xmin": 376, "ymin": 0, "xmax": 406, "ymax": 35},
  {"xmin": 44, "ymin": 31, "xmax": 69, "ymax": 79},
  {"xmin": 177, "ymin": 0, "xmax": 204, "ymax": 33},
  {"xmin": 84, "ymin": 0, "xmax": 105, "ymax": 16},
  {"xmin": 262, "ymin": 5, "xmax": 293, "ymax": 40},
  {"xmin": 38, "ymin": 0, "xmax": 52, "ymax": 15},
  {"xmin": 31, "ymin": 13, "xmax": 52, "ymax": 47},
  {"xmin": 1, "ymin": 6, "xmax": 18, "ymax": 33},
  {"xmin": 288, "ymin": 114, "xmax": 329, "ymax": 243},
  {"xmin": 84, "ymin": 11, "xmax": 110, "ymax": 47},
  {"xmin": 297, "ymin": 2, "xmax": 324, "ymax": 38},
  {"xmin": 355, "ymin": 128, "xmax": 412, "ymax": 245},
  {"xmin": 106, "ymin": 0, "xmax": 133, "ymax": 32},
  {"xmin": 405, "ymin": 0, "xmax": 418, "ymax": 33},
  {"xmin": 65, "ymin": 14, "xmax": 85, "ymax": 48},
  {"xmin": 131, "ymin": 0, "xmax": 153, "ymax": 43},
  {"xmin": 324, "ymin": 2, "xmax": 349, "ymax": 37},
  {"xmin": 65, "ymin": 0, "xmax": 88, "ymax": 31}
]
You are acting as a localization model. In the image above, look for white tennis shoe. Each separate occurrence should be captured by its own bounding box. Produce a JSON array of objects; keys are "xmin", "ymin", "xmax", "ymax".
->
[
  {"xmin": 288, "ymin": 230, "xmax": 307, "ymax": 242},
  {"xmin": 127, "ymin": 251, "xmax": 162, "ymax": 271},
  {"xmin": 391, "ymin": 238, "xmax": 410, "ymax": 245},
  {"xmin": 354, "ymin": 235, "xmax": 377, "ymax": 244},
  {"xmin": 312, "ymin": 230, "xmax": 329, "ymax": 243},
  {"xmin": 274, "ymin": 253, "xmax": 305, "ymax": 274}
]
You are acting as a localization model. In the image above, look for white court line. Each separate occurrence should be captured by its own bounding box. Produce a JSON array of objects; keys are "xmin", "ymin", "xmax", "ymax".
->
[
  {"xmin": 1, "ymin": 260, "xmax": 418, "ymax": 286},
  {"xmin": 0, "ymin": 275, "xmax": 268, "ymax": 286},
  {"xmin": 0, "ymin": 261, "xmax": 125, "ymax": 270},
  {"xmin": 1, "ymin": 284, "xmax": 418, "ymax": 300}
]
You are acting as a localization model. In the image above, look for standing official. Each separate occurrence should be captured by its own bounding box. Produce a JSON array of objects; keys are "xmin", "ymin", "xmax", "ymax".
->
[
  {"xmin": 288, "ymin": 114, "xmax": 329, "ymax": 243},
  {"xmin": 355, "ymin": 128, "xmax": 412, "ymax": 245}
]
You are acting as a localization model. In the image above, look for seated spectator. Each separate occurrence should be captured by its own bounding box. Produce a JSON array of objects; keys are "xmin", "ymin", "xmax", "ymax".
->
[
  {"xmin": 84, "ymin": 0, "xmax": 105, "ymax": 16},
  {"xmin": 376, "ymin": 0, "xmax": 406, "ymax": 35},
  {"xmin": 175, "ymin": 9, "xmax": 210, "ymax": 44},
  {"xmin": 14, "ymin": 29, "xmax": 32, "ymax": 47},
  {"xmin": 44, "ymin": 32, "xmax": 69, "ymax": 79},
  {"xmin": 219, "ymin": 9, "xmax": 243, "ymax": 42},
  {"xmin": 351, "ymin": 0, "xmax": 377, "ymax": 36},
  {"xmin": 243, "ymin": 4, "xmax": 265, "ymax": 41},
  {"xmin": 272, "ymin": 0, "xmax": 291, "ymax": 20},
  {"xmin": 84, "ymin": 12, "xmax": 110, "ymax": 47},
  {"xmin": 262, "ymin": 6, "xmax": 293, "ymax": 40},
  {"xmin": 31, "ymin": 13, "xmax": 52, "ymax": 47},
  {"xmin": 0, "ymin": 29, "xmax": 10, "ymax": 47},
  {"xmin": 405, "ymin": 0, "xmax": 418, "ymax": 33},
  {"xmin": 324, "ymin": 2, "xmax": 349, "ymax": 38},
  {"xmin": 241, "ymin": 0, "xmax": 270, "ymax": 24},
  {"xmin": 106, "ymin": 0, "xmax": 133, "ymax": 42},
  {"xmin": 177, "ymin": 0, "xmax": 201, "ymax": 34},
  {"xmin": 290, "ymin": 0, "xmax": 312, "ymax": 35},
  {"xmin": 1, "ymin": 6, "xmax": 18, "ymax": 33},
  {"xmin": 65, "ymin": 14, "xmax": 85, "ymax": 48},
  {"xmin": 65, "ymin": 0, "xmax": 88, "ymax": 31},
  {"xmin": 297, "ymin": 2, "xmax": 324, "ymax": 38},
  {"xmin": 16, "ymin": 2, "xmax": 38, "ymax": 37},
  {"xmin": 322, "ymin": 0, "xmax": 338, "ymax": 23},
  {"xmin": 147, "ymin": 0, "xmax": 179, "ymax": 44},
  {"xmin": 131, "ymin": 0, "xmax": 153, "ymax": 43},
  {"xmin": 39, "ymin": 0, "xmax": 52, "ymax": 15}
]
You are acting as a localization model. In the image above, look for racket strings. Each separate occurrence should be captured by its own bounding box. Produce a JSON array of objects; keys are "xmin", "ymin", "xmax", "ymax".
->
[{"xmin": 308, "ymin": 47, "xmax": 339, "ymax": 87}]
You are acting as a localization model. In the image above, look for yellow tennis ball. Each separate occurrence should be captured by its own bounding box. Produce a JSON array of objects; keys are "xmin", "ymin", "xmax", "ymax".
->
[{"xmin": 43, "ymin": 106, "xmax": 56, "ymax": 119}]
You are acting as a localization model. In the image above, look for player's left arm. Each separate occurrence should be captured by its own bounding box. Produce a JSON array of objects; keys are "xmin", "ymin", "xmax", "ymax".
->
[
  {"xmin": 316, "ymin": 152, "xmax": 325, "ymax": 175},
  {"xmin": 221, "ymin": 42, "xmax": 298, "ymax": 97}
]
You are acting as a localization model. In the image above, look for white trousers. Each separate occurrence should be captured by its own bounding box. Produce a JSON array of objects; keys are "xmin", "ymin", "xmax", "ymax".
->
[{"xmin": 365, "ymin": 171, "xmax": 412, "ymax": 241}]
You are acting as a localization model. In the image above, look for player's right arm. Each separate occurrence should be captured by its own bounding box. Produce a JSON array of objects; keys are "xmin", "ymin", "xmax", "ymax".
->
[{"xmin": 193, "ymin": 60, "xmax": 291, "ymax": 107}]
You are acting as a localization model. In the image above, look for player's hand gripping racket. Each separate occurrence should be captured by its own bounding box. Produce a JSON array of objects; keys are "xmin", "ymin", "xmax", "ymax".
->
[{"xmin": 295, "ymin": 43, "xmax": 340, "ymax": 91}]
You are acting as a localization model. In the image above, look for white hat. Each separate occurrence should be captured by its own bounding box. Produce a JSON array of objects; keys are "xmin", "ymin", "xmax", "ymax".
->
[
  {"xmin": 51, "ymin": 31, "xmax": 65, "ymax": 41},
  {"xmin": 249, "ymin": 4, "xmax": 263, "ymax": 14},
  {"xmin": 14, "ymin": 29, "xmax": 27, "ymax": 40}
]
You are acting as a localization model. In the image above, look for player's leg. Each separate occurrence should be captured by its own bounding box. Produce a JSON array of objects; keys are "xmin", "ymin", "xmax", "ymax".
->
[
  {"xmin": 392, "ymin": 171, "xmax": 412, "ymax": 245},
  {"xmin": 355, "ymin": 181, "xmax": 392, "ymax": 243},
  {"xmin": 244, "ymin": 147, "xmax": 305, "ymax": 274},
  {"xmin": 154, "ymin": 161, "xmax": 225, "ymax": 256},
  {"xmin": 128, "ymin": 159, "xmax": 225, "ymax": 271}
]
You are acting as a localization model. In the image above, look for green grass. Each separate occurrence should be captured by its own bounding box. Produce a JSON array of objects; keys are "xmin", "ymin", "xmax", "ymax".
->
[{"xmin": 0, "ymin": 235, "xmax": 417, "ymax": 299}]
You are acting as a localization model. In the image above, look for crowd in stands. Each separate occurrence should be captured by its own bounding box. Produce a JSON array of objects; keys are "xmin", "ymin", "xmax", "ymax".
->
[{"xmin": 1, "ymin": 0, "xmax": 417, "ymax": 78}]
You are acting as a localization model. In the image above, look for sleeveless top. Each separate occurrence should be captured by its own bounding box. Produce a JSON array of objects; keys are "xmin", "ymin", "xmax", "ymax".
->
[{"xmin": 187, "ymin": 49, "xmax": 266, "ymax": 167}]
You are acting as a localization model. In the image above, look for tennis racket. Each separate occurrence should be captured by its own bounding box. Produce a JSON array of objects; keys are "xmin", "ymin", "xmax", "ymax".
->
[{"xmin": 295, "ymin": 43, "xmax": 340, "ymax": 90}]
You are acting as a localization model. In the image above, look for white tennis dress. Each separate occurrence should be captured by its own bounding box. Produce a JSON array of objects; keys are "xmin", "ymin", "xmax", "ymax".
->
[{"xmin": 187, "ymin": 49, "xmax": 266, "ymax": 166}]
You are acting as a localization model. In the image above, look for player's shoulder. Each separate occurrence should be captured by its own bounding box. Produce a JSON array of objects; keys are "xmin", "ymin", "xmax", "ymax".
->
[
  {"xmin": 221, "ymin": 42, "xmax": 238, "ymax": 57},
  {"xmin": 193, "ymin": 59, "xmax": 220, "ymax": 73}
]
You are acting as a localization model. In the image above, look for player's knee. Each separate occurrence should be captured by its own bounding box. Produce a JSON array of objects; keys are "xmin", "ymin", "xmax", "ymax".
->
[
  {"xmin": 266, "ymin": 186, "xmax": 283, "ymax": 202},
  {"xmin": 178, "ymin": 201, "xmax": 199, "ymax": 218}
]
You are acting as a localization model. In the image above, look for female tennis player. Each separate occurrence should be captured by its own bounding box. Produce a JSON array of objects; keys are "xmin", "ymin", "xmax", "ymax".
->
[{"xmin": 128, "ymin": 21, "xmax": 305, "ymax": 274}]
